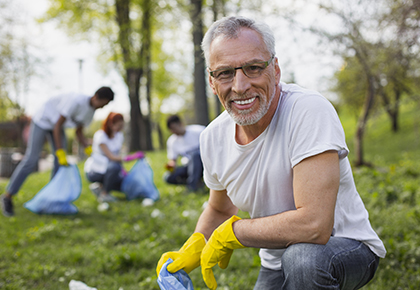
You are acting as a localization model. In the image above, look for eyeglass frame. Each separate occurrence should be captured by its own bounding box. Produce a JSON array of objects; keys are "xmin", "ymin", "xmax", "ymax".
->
[{"xmin": 208, "ymin": 55, "xmax": 275, "ymax": 83}]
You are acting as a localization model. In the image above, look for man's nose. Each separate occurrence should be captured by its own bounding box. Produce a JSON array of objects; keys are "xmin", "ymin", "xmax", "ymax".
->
[{"xmin": 231, "ymin": 69, "xmax": 251, "ymax": 94}]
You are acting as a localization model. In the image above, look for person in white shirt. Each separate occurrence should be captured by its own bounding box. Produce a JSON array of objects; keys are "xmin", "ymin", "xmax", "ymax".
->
[
  {"xmin": 1, "ymin": 87, "xmax": 114, "ymax": 217},
  {"xmin": 157, "ymin": 16, "xmax": 386, "ymax": 290},
  {"xmin": 84, "ymin": 112, "xmax": 144, "ymax": 203},
  {"xmin": 164, "ymin": 115, "xmax": 205, "ymax": 192}
]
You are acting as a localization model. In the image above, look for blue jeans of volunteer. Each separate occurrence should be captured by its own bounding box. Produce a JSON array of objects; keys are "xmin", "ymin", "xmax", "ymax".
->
[
  {"xmin": 86, "ymin": 161, "xmax": 123, "ymax": 192},
  {"xmin": 253, "ymin": 237, "xmax": 380, "ymax": 290},
  {"xmin": 164, "ymin": 149, "xmax": 203, "ymax": 191},
  {"xmin": 7, "ymin": 121, "xmax": 66, "ymax": 195}
]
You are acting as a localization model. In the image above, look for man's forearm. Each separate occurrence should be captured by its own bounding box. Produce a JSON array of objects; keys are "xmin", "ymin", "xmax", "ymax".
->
[
  {"xmin": 53, "ymin": 115, "xmax": 67, "ymax": 150},
  {"xmin": 53, "ymin": 126, "xmax": 63, "ymax": 150},
  {"xmin": 75, "ymin": 127, "xmax": 88, "ymax": 147},
  {"xmin": 233, "ymin": 208, "xmax": 334, "ymax": 249},
  {"xmin": 195, "ymin": 201, "xmax": 238, "ymax": 241}
]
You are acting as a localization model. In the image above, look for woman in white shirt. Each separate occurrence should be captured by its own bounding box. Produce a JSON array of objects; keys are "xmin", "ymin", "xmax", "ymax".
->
[{"xmin": 84, "ymin": 112, "xmax": 142, "ymax": 202}]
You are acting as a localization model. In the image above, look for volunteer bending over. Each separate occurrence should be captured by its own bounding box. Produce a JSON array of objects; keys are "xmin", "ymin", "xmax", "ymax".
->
[{"xmin": 1, "ymin": 87, "xmax": 114, "ymax": 217}]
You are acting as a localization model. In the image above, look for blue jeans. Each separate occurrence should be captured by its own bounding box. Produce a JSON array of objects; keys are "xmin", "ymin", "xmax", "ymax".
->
[
  {"xmin": 86, "ymin": 161, "xmax": 123, "ymax": 193},
  {"xmin": 253, "ymin": 237, "xmax": 380, "ymax": 290},
  {"xmin": 164, "ymin": 150, "xmax": 203, "ymax": 191},
  {"xmin": 7, "ymin": 121, "xmax": 66, "ymax": 195}
]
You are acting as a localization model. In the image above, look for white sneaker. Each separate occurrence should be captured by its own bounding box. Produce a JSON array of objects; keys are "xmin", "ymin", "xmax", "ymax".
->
[
  {"xmin": 89, "ymin": 183, "xmax": 101, "ymax": 197},
  {"xmin": 98, "ymin": 194, "xmax": 117, "ymax": 203}
]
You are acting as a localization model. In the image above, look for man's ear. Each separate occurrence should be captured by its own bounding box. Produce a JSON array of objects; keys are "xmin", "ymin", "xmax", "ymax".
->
[{"xmin": 274, "ymin": 57, "xmax": 281, "ymax": 83}]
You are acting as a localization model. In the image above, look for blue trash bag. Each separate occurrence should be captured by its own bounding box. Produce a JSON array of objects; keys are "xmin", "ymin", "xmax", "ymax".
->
[
  {"xmin": 121, "ymin": 158, "xmax": 160, "ymax": 201},
  {"xmin": 24, "ymin": 164, "xmax": 81, "ymax": 215},
  {"xmin": 157, "ymin": 258, "xmax": 194, "ymax": 290}
]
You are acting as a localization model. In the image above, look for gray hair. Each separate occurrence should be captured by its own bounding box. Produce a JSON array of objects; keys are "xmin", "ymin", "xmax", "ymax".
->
[{"xmin": 201, "ymin": 16, "xmax": 276, "ymax": 67}]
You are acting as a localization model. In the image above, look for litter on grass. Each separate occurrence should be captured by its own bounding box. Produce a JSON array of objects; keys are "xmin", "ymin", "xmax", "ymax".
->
[{"xmin": 69, "ymin": 280, "xmax": 97, "ymax": 290}]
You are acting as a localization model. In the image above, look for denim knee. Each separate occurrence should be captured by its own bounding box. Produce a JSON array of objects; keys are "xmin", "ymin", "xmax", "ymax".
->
[
  {"xmin": 281, "ymin": 243, "xmax": 338, "ymax": 289},
  {"xmin": 107, "ymin": 161, "xmax": 122, "ymax": 174},
  {"xmin": 282, "ymin": 243, "xmax": 323, "ymax": 274},
  {"xmin": 281, "ymin": 238, "xmax": 379, "ymax": 290}
]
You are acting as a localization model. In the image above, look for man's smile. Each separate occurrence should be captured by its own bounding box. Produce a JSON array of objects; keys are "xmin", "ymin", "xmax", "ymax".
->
[{"xmin": 233, "ymin": 97, "xmax": 257, "ymax": 105}]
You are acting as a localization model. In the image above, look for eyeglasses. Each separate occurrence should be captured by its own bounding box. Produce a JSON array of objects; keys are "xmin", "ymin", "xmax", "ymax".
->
[{"xmin": 209, "ymin": 56, "xmax": 275, "ymax": 83}]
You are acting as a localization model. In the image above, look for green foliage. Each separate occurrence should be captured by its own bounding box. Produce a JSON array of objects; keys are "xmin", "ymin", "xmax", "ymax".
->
[
  {"xmin": 332, "ymin": 56, "xmax": 369, "ymax": 118},
  {"xmin": 354, "ymin": 158, "xmax": 420, "ymax": 289},
  {"xmin": 0, "ymin": 0, "xmax": 40, "ymax": 121},
  {"xmin": 341, "ymin": 97, "xmax": 420, "ymax": 165},
  {"xmin": 0, "ymin": 96, "xmax": 23, "ymax": 122},
  {"xmin": 337, "ymin": 95, "xmax": 420, "ymax": 289}
]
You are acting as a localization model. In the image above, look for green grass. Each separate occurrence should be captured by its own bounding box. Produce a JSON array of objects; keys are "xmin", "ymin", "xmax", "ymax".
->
[{"xmin": 1, "ymin": 100, "xmax": 420, "ymax": 289}]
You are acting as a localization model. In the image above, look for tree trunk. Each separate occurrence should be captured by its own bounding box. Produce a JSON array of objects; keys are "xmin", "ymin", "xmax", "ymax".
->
[
  {"xmin": 127, "ymin": 68, "xmax": 144, "ymax": 152},
  {"xmin": 378, "ymin": 83, "xmax": 400, "ymax": 133},
  {"xmin": 116, "ymin": 0, "xmax": 152, "ymax": 151},
  {"xmin": 211, "ymin": 0, "xmax": 226, "ymax": 118},
  {"xmin": 156, "ymin": 121, "xmax": 164, "ymax": 150},
  {"xmin": 142, "ymin": 0, "xmax": 153, "ymax": 150},
  {"xmin": 390, "ymin": 87, "xmax": 401, "ymax": 132},
  {"xmin": 354, "ymin": 75, "xmax": 375, "ymax": 167},
  {"xmin": 190, "ymin": 0, "xmax": 209, "ymax": 125}
]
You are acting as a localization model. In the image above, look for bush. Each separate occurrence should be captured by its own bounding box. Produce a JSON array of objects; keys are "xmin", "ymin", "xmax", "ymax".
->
[{"xmin": 354, "ymin": 157, "xmax": 420, "ymax": 289}]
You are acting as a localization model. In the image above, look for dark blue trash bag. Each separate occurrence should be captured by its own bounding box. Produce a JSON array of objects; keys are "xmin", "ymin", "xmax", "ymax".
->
[
  {"xmin": 24, "ymin": 164, "xmax": 81, "ymax": 215},
  {"xmin": 158, "ymin": 258, "xmax": 194, "ymax": 290},
  {"xmin": 121, "ymin": 158, "xmax": 160, "ymax": 201}
]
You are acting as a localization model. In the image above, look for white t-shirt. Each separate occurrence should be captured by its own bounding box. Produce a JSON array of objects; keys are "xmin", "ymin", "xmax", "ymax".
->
[
  {"xmin": 167, "ymin": 125, "xmax": 206, "ymax": 160},
  {"xmin": 84, "ymin": 130, "xmax": 124, "ymax": 174},
  {"xmin": 33, "ymin": 93, "xmax": 95, "ymax": 130},
  {"xmin": 200, "ymin": 83, "xmax": 386, "ymax": 270}
]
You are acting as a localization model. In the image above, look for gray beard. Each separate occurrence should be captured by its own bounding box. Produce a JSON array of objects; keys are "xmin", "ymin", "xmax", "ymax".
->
[{"xmin": 227, "ymin": 89, "xmax": 276, "ymax": 126}]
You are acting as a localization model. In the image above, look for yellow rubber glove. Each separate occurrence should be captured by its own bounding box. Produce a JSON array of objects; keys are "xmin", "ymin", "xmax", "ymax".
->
[
  {"xmin": 201, "ymin": 215, "xmax": 246, "ymax": 290},
  {"xmin": 55, "ymin": 149, "xmax": 68, "ymax": 166},
  {"xmin": 84, "ymin": 145, "xmax": 92, "ymax": 156},
  {"xmin": 156, "ymin": 232, "xmax": 206, "ymax": 277}
]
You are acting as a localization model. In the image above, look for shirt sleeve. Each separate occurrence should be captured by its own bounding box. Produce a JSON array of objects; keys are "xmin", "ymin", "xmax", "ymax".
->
[
  {"xmin": 96, "ymin": 131, "xmax": 109, "ymax": 145},
  {"xmin": 166, "ymin": 135, "xmax": 176, "ymax": 160},
  {"xmin": 92, "ymin": 130, "xmax": 109, "ymax": 155},
  {"xmin": 288, "ymin": 94, "xmax": 349, "ymax": 167},
  {"xmin": 200, "ymin": 126, "xmax": 225, "ymax": 191}
]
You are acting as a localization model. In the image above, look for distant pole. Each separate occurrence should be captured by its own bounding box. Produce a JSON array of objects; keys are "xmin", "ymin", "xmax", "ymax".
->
[{"xmin": 78, "ymin": 59, "xmax": 84, "ymax": 93}]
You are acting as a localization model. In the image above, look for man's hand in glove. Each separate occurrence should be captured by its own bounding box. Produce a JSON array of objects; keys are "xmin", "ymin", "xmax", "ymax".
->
[
  {"xmin": 55, "ymin": 149, "xmax": 68, "ymax": 166},
  {"xmin": 201, "ymin": 215, "xmax": 246, "ymax": 290},
  {"xmin": 156, "ymin": 232, "xmax": 206, "ymax": 276}
]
